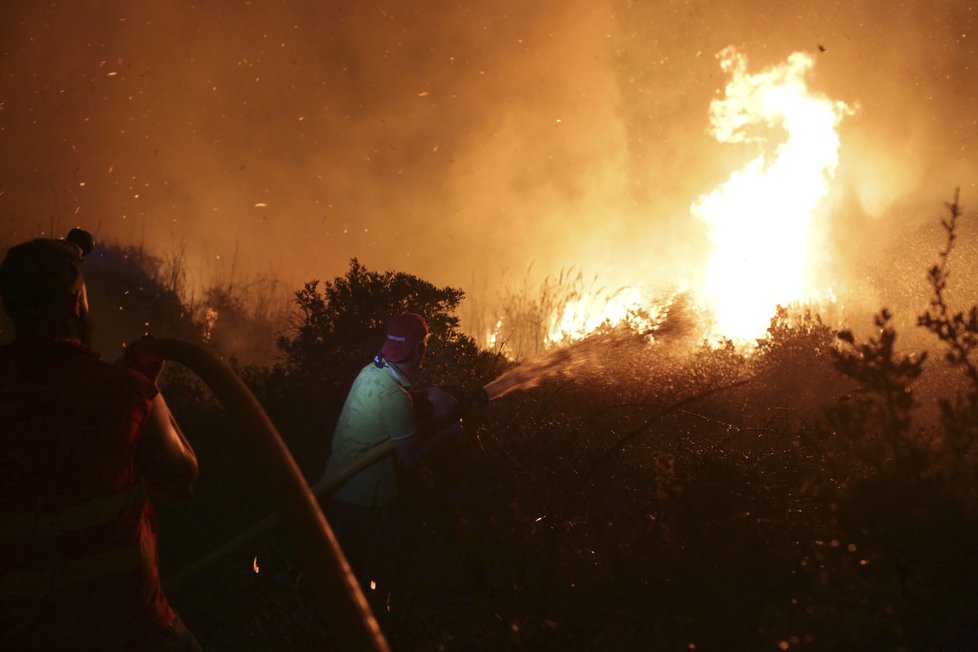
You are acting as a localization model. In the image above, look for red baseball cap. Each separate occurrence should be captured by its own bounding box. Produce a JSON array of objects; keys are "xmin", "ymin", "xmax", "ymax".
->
[{"xmin": 380, "ymin": 313, "xmax": 429, "ymax": 362}]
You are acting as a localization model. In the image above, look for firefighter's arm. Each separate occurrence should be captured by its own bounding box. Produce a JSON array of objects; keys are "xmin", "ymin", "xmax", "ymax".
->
[
  {"xmin": 390, "ymin": 386, "xmax": 462, "ymax": 467},
  {"xmin": 390, "ymin": 421, "xmax": 463, "ymax": 467},
  {"xmin": 136, "ymin": 392, "xmax": 199, "ymax": 501},
  {"xmin": 120, "ymin": 337, "xmax": 199, "ymax": 500}
]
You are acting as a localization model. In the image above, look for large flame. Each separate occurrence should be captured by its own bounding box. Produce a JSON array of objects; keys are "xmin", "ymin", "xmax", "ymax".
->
[
  {"xmin": 482, "ymin": 47, "xmax": 853, "ymax": 355},
  {"xmin": 692, "ymin": 47, "xmax": 853, "ymax": 342}
]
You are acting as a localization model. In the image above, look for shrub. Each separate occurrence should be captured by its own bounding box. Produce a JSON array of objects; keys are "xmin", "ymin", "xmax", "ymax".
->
[{"xmin": 278, "ymin": 257, "xmax": 507, "ymax": 400}]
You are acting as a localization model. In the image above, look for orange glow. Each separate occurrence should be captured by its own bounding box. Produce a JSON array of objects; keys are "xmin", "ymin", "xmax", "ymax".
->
[
  {"xmin": 488, "ymin": 47, "xmax": 855, "ymax": 354},
  {"xmin": 545, "ymin": 290, "xmax": 669, "ymax": 346},
  {"xmin": 692, "ymin": 47, "xmax": 853, "ymax": 342},
  {"xmin": 485, "ymin": 287, "xmax": 676, "ymax": 355}
]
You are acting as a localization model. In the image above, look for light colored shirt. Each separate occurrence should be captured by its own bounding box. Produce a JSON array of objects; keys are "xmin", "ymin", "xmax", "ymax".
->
[{"xmin": 324, "ymin": 362, "xmax": 416, "ymax": 507}]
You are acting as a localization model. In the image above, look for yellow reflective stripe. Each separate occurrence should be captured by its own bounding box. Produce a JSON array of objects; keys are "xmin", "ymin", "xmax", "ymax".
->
[
  {"xmin": 0, "ymin": 483, "xmax": 145, "ymax": 540},
  {"xmin": 0, "ymin": 544, "xmax": 144, "ymax": 598}
]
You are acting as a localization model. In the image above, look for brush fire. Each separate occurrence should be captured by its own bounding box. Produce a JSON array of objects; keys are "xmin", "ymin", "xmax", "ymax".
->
[
  {"xmin": 490, "ymin": 47, "xmax": 854, "ymax": 351},
  {"xmin": 2, "ymin": 2, "xmax": 978, "ymax": 651},
  {"xmin": 693, "ymin": 47, "xmax": 853, "ymax": 343}
]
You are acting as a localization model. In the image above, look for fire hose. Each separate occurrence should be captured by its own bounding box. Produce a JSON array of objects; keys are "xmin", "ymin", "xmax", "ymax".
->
[
  {"xmin": 163, "ymin": 439, "xmax": 393, "ymax": 593},
  {"xmin": 137, "ymin": 338, "xmax": 389, "ymax": 652},
  {"xmin": 162, "ymin": 379, "xmax": 491, "ymax": 595}
]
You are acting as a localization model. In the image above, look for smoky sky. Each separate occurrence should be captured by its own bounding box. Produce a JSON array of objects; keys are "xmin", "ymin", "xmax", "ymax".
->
[{"xmin": 1, "ymin": 0, "xmax": 976, "ymax": 323}]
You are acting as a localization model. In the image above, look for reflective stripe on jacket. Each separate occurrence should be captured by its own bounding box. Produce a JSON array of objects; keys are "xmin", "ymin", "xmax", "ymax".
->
[
  {"xmin": 0, "ymin": 483, "xmax": 146, "ymax": 598},
  {"xmin": 0, "ymin": 339, "xmax": 172, "ymax": 649}
]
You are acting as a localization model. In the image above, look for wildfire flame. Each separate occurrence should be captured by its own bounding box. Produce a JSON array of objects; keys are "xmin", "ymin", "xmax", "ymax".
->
[
  {"xmin": 485, "ymin": 286, "xmax": 674, "ymax": 356},
  {"xmin": 692, "ymin": 47, "xmax": 854, "ymax": 342},
  {"xmin": 547, "ymin": 288, "xmax": 651, "ymax": 345},
  {"xmin": 484, "ymin": 47, "xmax": 853, "ymax": 355}
]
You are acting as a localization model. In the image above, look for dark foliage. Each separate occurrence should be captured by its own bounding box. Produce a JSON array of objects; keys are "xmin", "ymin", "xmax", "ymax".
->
[
  {"xmin": 166, "ymin": 215, "xmax": 976, "ymax": 649},
  {"xmin": 17, "ymin": 199, "xmax": 978, "ymax": 650},
  {"xmin": 918, "ymin": 189, "xmax": 978, "ymax": 460},
  {"xmin": 797, "ymin": 192, "xmax": 978, "ymax": 651},
  {"xmin": 280, "ymin": 258, "xmax": 505, "ymax": 386},
  {"xmin": 74, "ymin": 243, "xmax": 203, "ymax": 357},
  {"xmin": 830, "ymin": 309, "xmax": 929, "ymax": 472}
]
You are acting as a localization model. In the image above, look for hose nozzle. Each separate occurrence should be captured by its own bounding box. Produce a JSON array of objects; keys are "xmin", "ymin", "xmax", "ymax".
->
[
  {"xmin": 465, "ymin": 386, "xmax": 490, "ymax": 411},
  {"xmin": 436, "ymin": 385, "xmax": 491, "ymax": 417}
]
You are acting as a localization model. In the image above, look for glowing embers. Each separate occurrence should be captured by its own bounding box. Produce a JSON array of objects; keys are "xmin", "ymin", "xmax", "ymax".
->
[{"xmin": 692, "ymin": 47, "xmax": 853, "ymax": 342}]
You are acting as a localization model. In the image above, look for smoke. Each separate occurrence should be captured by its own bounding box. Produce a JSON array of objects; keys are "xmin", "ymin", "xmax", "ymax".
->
[{"xmin": 0, "ymin": 0, "xmax": 976, "ymax": 339}]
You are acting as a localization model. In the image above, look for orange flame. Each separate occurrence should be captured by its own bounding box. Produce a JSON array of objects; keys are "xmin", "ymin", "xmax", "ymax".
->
[
  {"xmin": 692, "ymin": 47, "xmax": 854, "ymax": 342},
  {"xmin": 483, "ymin": 47, "xmax": 853, "ymax": 354},
  {"xmin": 546, "ymin": 289, "xmax": 658, "ymax": 345}
]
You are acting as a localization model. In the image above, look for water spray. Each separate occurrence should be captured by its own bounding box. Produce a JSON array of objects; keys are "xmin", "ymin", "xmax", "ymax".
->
[{"xmin": 162, "ymin": 327, "xmax": 678, "ymax": 592}]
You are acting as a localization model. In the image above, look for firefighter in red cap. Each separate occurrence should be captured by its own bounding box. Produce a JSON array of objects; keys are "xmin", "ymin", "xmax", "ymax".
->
[
  {"xmin": 321, "ymin": 312, "xmax": 463, "ymax": 603},
  {"xmin": 0, "ymin": 230, "xmax": 202, "ymax": 651}
]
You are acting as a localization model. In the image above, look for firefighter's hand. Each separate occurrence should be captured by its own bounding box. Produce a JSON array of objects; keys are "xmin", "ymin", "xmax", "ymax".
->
[
  {"xmin": 426, "ymin": 386, "xmax": 460, "ymax": 420},
  {"xmin": 122, "ymin": 335, "xmax": 165, "ymax": 384}
]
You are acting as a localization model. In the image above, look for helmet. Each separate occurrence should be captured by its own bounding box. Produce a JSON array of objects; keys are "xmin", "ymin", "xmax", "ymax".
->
[{"xmin": 0, "ymin": 228, "xmax": 93, "ymax": 320}]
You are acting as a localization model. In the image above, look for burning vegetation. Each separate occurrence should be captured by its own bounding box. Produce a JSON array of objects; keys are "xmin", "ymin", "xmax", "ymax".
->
[
  {"xmin": 478, "ymin": 46, "xmax": 855, "ymax": 354},
  {"xmin": 692, "ymin": 47, "xmax": 853, "ymax": 342},
  {"xmin": 3, "ymin": 1, "xmax": 978, "ymax": 650},
  {"xmin": 13, "ymin": 192, "xmax": 968, "ymax": 650}
]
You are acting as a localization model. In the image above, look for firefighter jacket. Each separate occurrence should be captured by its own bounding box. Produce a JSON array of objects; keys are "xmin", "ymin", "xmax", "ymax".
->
[{"xmin": 0, "ymin": 338, "xmax": 178, "ymax": 650}]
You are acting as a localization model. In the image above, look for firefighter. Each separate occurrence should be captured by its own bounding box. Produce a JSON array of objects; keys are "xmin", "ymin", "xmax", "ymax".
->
[
  {"xmin": 323, "ymin": 313, "xmax": 461, "ymax": 505},
  {"xmin": 0, "ymin": 230, "xmax": 202, "ymax": 651},
  {"xmin": 321, "ymin": 313, "xmax": 463, "ymax": 603}
]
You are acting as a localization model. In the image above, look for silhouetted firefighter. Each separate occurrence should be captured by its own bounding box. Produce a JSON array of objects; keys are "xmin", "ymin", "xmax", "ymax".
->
[
  {"xmin": 321, "ymin": 313, "xmax": 489, "ymax": 612},
  {"xmin": 0, "ymin": 230, "xmax": 202, "ymax": 651}
]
